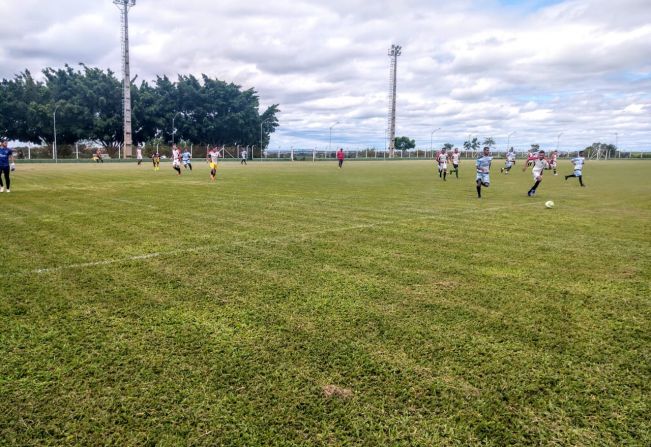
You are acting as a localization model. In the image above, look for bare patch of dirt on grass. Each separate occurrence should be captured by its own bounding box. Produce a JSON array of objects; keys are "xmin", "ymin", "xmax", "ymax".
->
[{"xmin": 322, "ymin": 384, "xmax": 353, "ymax": 399}]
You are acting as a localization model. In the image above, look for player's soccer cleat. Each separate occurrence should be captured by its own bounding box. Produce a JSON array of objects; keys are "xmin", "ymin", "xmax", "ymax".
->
[
  {"xmin": 0, "ymin": 187, "xmax": 3, "ymax": 192},
  {"xmin": 5, "ymin": 189, "xmax": 9, "ymax": 193}
]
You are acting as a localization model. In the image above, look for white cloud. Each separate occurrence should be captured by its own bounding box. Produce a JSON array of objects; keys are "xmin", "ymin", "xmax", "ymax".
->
[{"xmin": 0, "ymin": 0, "xmax": 649, "ymax": 150}]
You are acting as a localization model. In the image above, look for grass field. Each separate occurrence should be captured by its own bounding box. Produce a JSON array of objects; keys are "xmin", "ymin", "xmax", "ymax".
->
[{"xmin": 1, "ymin": 160, "xmax": 649, "ymax": 446}]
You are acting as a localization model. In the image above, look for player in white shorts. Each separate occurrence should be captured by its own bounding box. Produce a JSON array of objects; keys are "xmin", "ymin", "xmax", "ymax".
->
[
  {"xmin": 501, "ymin": 147, "xmax": 516, "ymax": 174},
  {"xmin": 475, "ymin": 147, "xmax": 492, "ymax": 198},
  {"xmin": 523, "ymin": 150, "xmax": 549, "ymax": 196},
  {"xmin": 565, "ymin": 151, "xmax": 586, "ymax": 187},
  {"xmin": 449, "ymin": 148, "xmax": 460, "ymax": 179},
  {"xmin": 437, "ymin": 148, "xmax": 449, "ymax": 181}
]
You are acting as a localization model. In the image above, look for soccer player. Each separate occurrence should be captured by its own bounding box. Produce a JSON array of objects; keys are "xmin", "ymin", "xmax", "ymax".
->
[
  {"xmin": 182, "ymin": 147, "xmax": 192, "ymax": 171},
  {"xmin": 0, "ymin": 140, "xmax": 16, "ymax": 193},
  {"xmin": 241, "ymin": 148, "xmax": 248, "ymax": 165},
  {"xmin": 207, "ymin": 147, "xmax": 220, "ymax": 182},
  {"xmin": 526, "ymin": 151, "xmax": 536, "ymax": 167},
  {"xmin": 171, "ymin": 145, "xmax": 181, "ymax": 175},
  {"xmin": 523, "ymin": 150, "xmax": 550, "ymax": 196},
  {"xmin": 475, "ymin": 146, "xmax": 492, "ymax": 198},
  {"xmin": 136, "ymin": 146, "xmax": 143, "ymax": 166},
  {"xmin": 565, "ymin": 151, "xmax": 586, "ymax": 187},
  {"xmin": 337, "ymin": 148, "xmax": 345, "ymax": 168},
  {"xmin": 449, "ymin": 148, "xmax": 460, "ymax": 179},
  {"xmin": 549, "ymin": 150, "xmax": 559, "ymax": 175},
  {"xmin": 501, "ymin": 147, "xmax": 516, "ymax": 174},
  {"xmin": 94, "ymin": 148, "xmax": 104, "ymax": 163},
  {"xmin": 437, "ymin": 147, "xmax": 448, "ymax": 181},
  {"xmin": 152, "ymin": 149, "xmax": 161, "ymax": 171}
]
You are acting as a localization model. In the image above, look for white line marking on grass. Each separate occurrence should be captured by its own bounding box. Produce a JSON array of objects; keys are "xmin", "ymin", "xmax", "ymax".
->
[{"xmin": 26, "ymin": 202, "xmax": 541, "ymax": 275}]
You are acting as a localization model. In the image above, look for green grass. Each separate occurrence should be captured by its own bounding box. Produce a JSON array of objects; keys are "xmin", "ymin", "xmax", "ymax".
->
[{"xmin": 1, "ymin": 160, "xmax": 649, "ymax": 446}]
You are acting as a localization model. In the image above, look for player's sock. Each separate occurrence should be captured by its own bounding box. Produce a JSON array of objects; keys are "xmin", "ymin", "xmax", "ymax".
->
[
  {"xmin": 476, "ymin": 184, "xmax": 481, "ymax": 198},
  {"xmin": 443, "ymin": 171, "xmax": 447, "ymax": 181},
  {"xmin": 532, "ymin": 180, "xmax": 541, "ymax": 191},
  {"xmin": 579, "ymin": 176, "xmax": 584, "ymax": 186}
]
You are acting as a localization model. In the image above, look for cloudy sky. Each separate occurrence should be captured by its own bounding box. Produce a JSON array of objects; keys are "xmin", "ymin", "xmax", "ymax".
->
[{"xmin": 1, "ymin": 0, "xmax": 650, "ymax": 151}]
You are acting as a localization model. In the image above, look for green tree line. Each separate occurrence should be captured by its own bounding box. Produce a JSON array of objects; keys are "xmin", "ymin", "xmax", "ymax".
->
[{"xmin": 0, "ymin": 64, "xmax": 279, "ymax": 156}]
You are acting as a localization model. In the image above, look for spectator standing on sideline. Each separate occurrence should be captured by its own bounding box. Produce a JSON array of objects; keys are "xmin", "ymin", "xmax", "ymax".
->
[{"xmin": 337, "ymin": 148, "xmax": 345, "ymax": 168}]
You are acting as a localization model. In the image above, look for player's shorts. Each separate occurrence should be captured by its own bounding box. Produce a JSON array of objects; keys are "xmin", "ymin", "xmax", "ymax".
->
[
  {"xmin": 476, "ymin": 172, "xmax": 490, "ymax": 185},
  {"xmin": 183, "ymin": 160, "xmax": 191, "ymax": 166},
  {"xmin": 574, "ymin": 169, "xmax": 582, "ymax": 176},
  {"xmin": 153, "ymin": 157, "xmax": 160, "ymax": 163},
  {"xmin": 453, "ymin": 163, "xmax": 458, "ymax": 169},
  {"xmin": 439, "ymin": 162, "xmax": 448, "ymax": 171},
  {"xmin": 209, "ymin": 162, "xmax": 217, "ymax": 170},
  {"xmin": 505, "ymin": 161, "xmax": 513, "ymax": 168},
  {"xmin": 549, "ymin": 162, "xmax": 557, "ymax": 169},
  {"xmin": 533, "ymin": 169, "xmax": 544, "ymax": 180}
]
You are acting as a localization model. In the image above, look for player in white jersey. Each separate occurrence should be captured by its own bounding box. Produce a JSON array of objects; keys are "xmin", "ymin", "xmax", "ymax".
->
[
  {"xmin": 523, "ymin": 150, "xmax": 550, "ymax": 196},
  {"xmin": 549, "ymin": 150, "xmax": 559, "ymax": 175},
  {"xmin": 449, "ymin": 148, "xmax": 460, "ymax": 179},
  {"xmin": 436, "ymin": 148, "xmax": 449, "ymax": 181},
  {"xmin": 501, "ymin": 147, "xmax": 516, "ymax": 174},
  {"xmin": 475, "ymin": 147, "xmax": 492, "ymax": 198},
  {"xmin": 565, "ymin": 151, "xmax": 586, "ymax": 187},
  {"xmin": 207, "ymin": 147, "xmax": 221, "ymax": 182},
  {"xmin": 171, "ymin": 145, "xmax": 181, "ymax": 175},
  {"xmin": 136, "ymin": 147, "xmax": 143, "ymax": 166}
]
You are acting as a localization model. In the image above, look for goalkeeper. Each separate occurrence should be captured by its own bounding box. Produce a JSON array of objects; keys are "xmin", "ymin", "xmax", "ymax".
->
[{"xmin": 0, "ymin": 140, "xmax": 15, "ymax": 193}]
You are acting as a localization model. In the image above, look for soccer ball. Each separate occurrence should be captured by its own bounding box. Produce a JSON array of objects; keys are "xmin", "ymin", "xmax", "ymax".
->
[{"xmin": 545, "ymin": 200, "xmax": 555, "ymax": 209}]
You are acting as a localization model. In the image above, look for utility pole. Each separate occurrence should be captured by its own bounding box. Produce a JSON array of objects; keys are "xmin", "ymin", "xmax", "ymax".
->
[
  {"xmin": 430, "ymin": 127, "xmax": 440, "ymax": 158},
  {"xmin": 114, "ymin": 0, "xmax": 136, "ymax": 158},
  {"xmin": 387, "ymin": 44, "xmax": 401, "ymax": 158}
]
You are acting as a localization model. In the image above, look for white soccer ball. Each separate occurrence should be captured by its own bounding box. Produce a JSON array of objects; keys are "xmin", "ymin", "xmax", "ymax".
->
[{"xmin": 545, "ymin": 200, "xmax": 555, "ymax": 209}]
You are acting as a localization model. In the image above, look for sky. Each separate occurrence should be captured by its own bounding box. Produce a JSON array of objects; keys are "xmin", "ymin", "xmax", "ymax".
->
[{"xmin": 1, "ymin": 0, "xmax": 650, "ymax": 151}]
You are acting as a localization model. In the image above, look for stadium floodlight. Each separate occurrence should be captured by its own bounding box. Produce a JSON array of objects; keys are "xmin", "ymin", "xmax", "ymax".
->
[
  {"xmin": 53, "ymin": 105, "xmax": 59, "ymax": 162},
  {"xmin": 114, "ymin": 0, "xmax": 136, "ymax": 158},
  {"xmin": 430, "ymin": 127, "xmax": 441, "ymax": 158},
  {"xmin": 172, "ymin": 112, "xmax": 182, "ymax": 145},
  {"xmin": 556, "ymin": 132, "xmax": 563, "ymax": 151},
  {"xmin": 260, "ymin": 119, "xmax": 271, "ymax": 161},
  {"xmin": 329, "ymin": 121, "xmax": 339, "ymax": 152},
  {"xmin": 506, "ymin": 131, "xmax": 516, "ymax": 151},
  {"xmin": 387, "ymin": 44, "xmax": 402, "ymax": 158}
]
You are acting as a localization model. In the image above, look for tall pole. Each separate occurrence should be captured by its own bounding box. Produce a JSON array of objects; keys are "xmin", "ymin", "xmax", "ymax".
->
[
  {"xmin": 387, "ymin": 44, "xmax": 402, "ymax": 158},
  {"xmin": 506, "ymin": 131, "xmax": 515, "ymax": 151},
  {"xmin": 430, "ymin": 127, "xmax": 440, "ymax": 158},
  {"xmin": 615, "ymin": 132, "xmax": 619, "ymax": 158},
  {"xmin": 260, "ymin": 118, "xmax": 271, "ymax": 161},
  {"xmin": 114, "ymin": 0, "xmax": 136, "ymax": 158},
  {"xmin": 329, "ymin": 121, "xmax": 339, "ymax": 153},
  {"xmin": 53, "ymin": 105, "xmax": 59, "ymax": 162},
  {"xmin": 172, "ymin": 111, "xmax": 181, "ymax": 145},
  {"xmin": 556, "ymin": 132, "xmax": 563, "ymax": 152}
]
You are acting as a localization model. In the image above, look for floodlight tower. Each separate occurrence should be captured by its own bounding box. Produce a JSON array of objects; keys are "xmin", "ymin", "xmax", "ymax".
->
[
  {"xmin": 387, "ymin": 44, "xmax": 401, "ymax": 158},
  {"xmin": 114, "ymin": 0, "xmax": 136, "ymax": 158}
]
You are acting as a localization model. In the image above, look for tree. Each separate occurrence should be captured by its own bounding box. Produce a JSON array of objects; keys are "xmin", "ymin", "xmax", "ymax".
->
[
  {"xmin": 394, "ymin": 136, "xmax": 415, "ymax": 151},
  {"xmin": 585, "ymin": 142, "xmax": 616, "ymax": 158},
  {"xmin": 483, "ymin": 137, "xmax": 495, "ymax": 149},
  {"xmin": 531, "ymin": 144, "xmax": 540, "ymax": 152},
  {"xmin": 470, "ymin": 137, "xmax": 480, "ymax": 152},
  {"xmin": 443, "ymin": 142, "xmax": 453, "ymax": 150}
]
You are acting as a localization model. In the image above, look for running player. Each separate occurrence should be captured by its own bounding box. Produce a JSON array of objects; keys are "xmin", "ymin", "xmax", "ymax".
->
[
  {"xmin": 475, "ymin": 147, "xmax": 492, "ymax": 199},
  {"xmin": 0, "ymin": 140, "xmax": 15, "ymax": 193},
  {"xmin": 549, "ymin": 150, "xmax": 559, "ymax": 175},
  {"xmin": 136, "ymin": 146, "xmax": 143, "ymax": 166},
  {"xmin": 565, "ymin": 151, "xmax": 586, "ymax": 187},
  {"xmin": 207, "ymin": 147, "xmax": 220, "ymax": 182},
  {"xmin": 523, "ymin": 150, "xmax": 550, "ymax": 196},
  {"xmin": 171, "ymin": 145, "xmax": 181, "ymax": 175},
  {"xmin": 501, "ymin": 147, "xmax": 516, "ymax": 174},
  {"xmin": 437, "ymin": 147, "xmax": 449, "ymax": 181},
  {"xmin": 182, "ymin": 147, "xmax": 192, "ymax": 171},
  {"xmin": 449, "ymin": 148, "xmax": 460, "ymax": 179},
  {"xmin": 152, "ymin": 149, "xmax": 161, "ymax": 171}
]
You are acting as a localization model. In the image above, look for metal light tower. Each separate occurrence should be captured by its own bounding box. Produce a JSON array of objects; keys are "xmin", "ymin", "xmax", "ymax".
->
[
  {"xmin": 387, "ymin": 44, "xmax": 401, "ymax": 158},
  {"xmin": 114, "ymin": 0, "xmax": 136, "ymax": 158}
]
